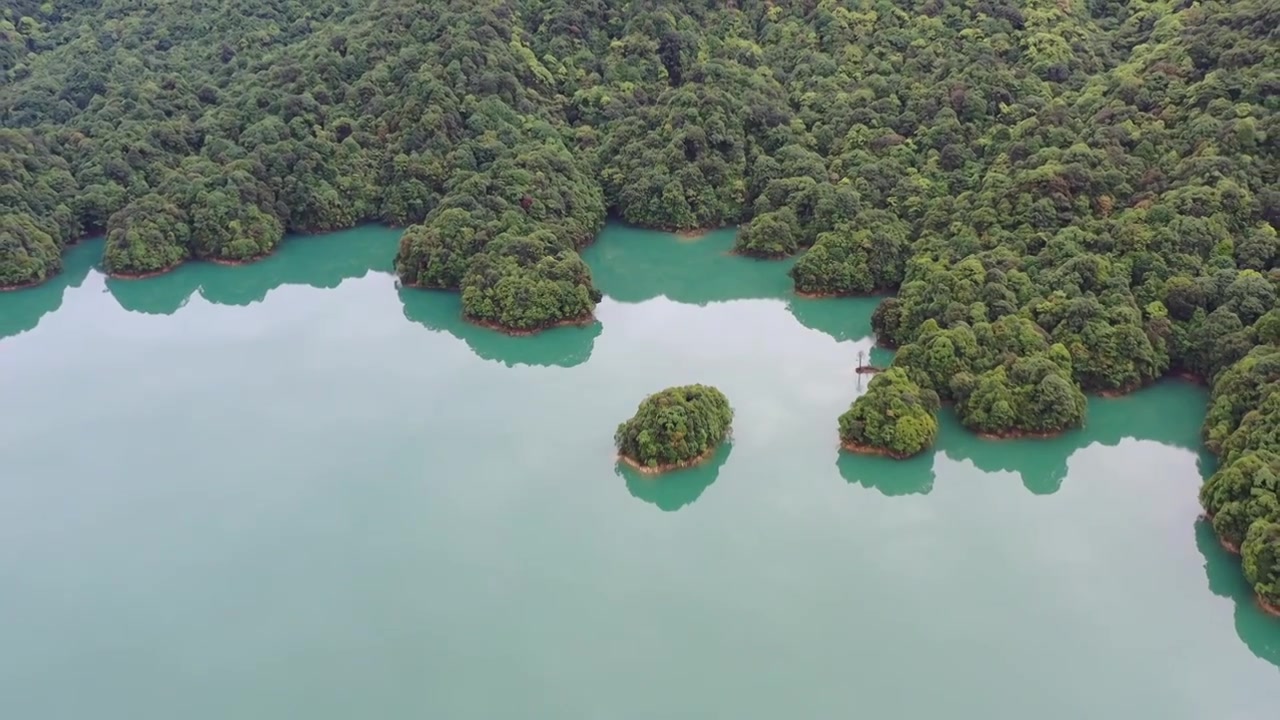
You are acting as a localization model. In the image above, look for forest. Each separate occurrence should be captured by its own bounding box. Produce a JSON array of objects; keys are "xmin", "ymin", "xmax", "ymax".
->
[
  {"xmin": 615, "ymin": 385, "xmax": 734, "ymax": 472},
  {"xmin": 1, "ymin": 1, "xmax": 1276, "ymax": 610}
]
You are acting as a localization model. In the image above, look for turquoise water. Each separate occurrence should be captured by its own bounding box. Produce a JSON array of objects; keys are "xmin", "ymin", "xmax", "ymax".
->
[{"xmin": 0, "ymin": 224, "xmax": 1275, "ymax": 718}]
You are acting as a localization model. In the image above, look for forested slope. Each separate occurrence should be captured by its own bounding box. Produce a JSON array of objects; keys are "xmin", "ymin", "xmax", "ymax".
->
[{"xmin": 2, "ymin": 1, "xmax": 1277, "ymax": 609}]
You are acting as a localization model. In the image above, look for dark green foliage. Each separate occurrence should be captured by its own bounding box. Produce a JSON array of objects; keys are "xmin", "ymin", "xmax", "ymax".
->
[
  {"xmin": 1221, "ymin": 392, "xmax": 1280, "ymax": 468},
  {"xmin": 103, "ymin": 194, "xmax": 189, "ymax": 275},
  {"xmin": 0, "ymin": 213, "xmax": 60, "ymax": 287},
  {"xmin": 957, "ymin": 356, "xmax": 1087, "ymax": 436},
  {"xmin": 615, "ymin": 385, "xmax": 733, "ymax": 471},
  {"xmin": 3, "ymin": 0, "xmax": 1276, "ymax": 341},
  {"xmin": 395, "ymin": 209, "xmax": 486, "ymax": 290},
  {"xmin": 888, "ymin": 318, "xmax": 1086, "ymax": 435},
  {"xmin": 1200, "ymin": 451, "xmax": 1280, "ymax": 550},
  {"xmin": 838, "ymin": 368, "xmax": 940, "ymax": 458},
  {"xmin": 1197, "ymin": 307, "xmax": 1280, "ymax": 608},
  {"xmin": 1, "ymin": 0, "xmax": 1278, "ymax": 627},
  {"xmin": 189, "ymin": 198, "xmax": 282, "ymax": 262},
  {"xmin": 460, "ymin": 231, "xmax": 600, "ymax": 332},
  {"xmin": 1203, "ymin": 346, "xmax": 1280, "ymax": 456},
  {"xmin": 734, "ymin": 208, "xmax": 798, "ymax": 259},
  {"xmin": 1242, "ymin": 520, "xmax": 1280, "ymax": 609},
  {"xmin": 790, "ymin": 213, "xmax": 909, "ymax": 295}
]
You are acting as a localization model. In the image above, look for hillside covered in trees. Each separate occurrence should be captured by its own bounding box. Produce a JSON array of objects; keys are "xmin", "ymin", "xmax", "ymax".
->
[{"xmin": 1, "ymin": 1, "xmax": 1277, "ymax": 609}]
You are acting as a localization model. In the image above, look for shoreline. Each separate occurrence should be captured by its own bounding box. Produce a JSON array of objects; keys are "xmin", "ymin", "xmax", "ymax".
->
[
  {"xmin": 0, "ymin": 278, "xmax": 45, "ymax": 292},
  {"xmin": 674, "ymin": 228, "xmax": 715, "ymax": 241},
  {"xmin": 464, "ymin": 313, "xmax": 597, "ymax": 336},
  {"xmin": 731, "ymin": 247, "xmax": 791, "ymax": 260},
  {"xmin": 794, "ymin": 288, "xmax": 884, "ymax": 299},
  {"xmin": 1258, "ymin": 596, "xmax": 1280, "ymax": 618},
  {"xmin": 110, "ymin": 251, "xmax": 273, "ymax": 279},
  {"xmin": 618, "ymin": 443, "xmax": 720, "ymax": 475},
  {"xmin": 1170, "ymin": 369, "xmax": 1208, "ymax": 386},
  {"xmin": 1202, "ymin": 514, "xmax": 1280, "ymax": 617},
  {"xmin": 976, "ymin": 427, "xmax": 1072, "ymax": 440},
  {"xmin": 840, "ymin": 440, "xmax": 917, "ymax": 460},
  {"xmin": 1095, "ymin": 383, "xmax": 1142, "ymax": 399},
  {"xmin": 207, "ymin": 254, "xmax": 270, "ymax": 267},
  {"xmin": 107, "ymin": 263, "xmax": 186, "ymax": 280}
]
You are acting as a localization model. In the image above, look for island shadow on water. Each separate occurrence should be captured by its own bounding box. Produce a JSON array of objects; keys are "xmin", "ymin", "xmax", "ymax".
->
[
  {"xmin": 104, "ymin": 226, "xmax": 400, "ymax": 315},
  {"xmin": 617, "ymin": 442, "xmax": 734, "ymax": 512},
  {"xmin": 839, "ymin": 380, "xmax": 1216, "ymax": 497},
  {"xmin": 582, "ymin": 223, "xmax": 891, "ymax": 353},
  {"xmin": 838, "ymin": 449, "xmax": 935, "ymax": 496},
  {"xmin": 583, "ymin": 226, "xmax": 791, "ymax": 305},
  {"xmin": 0, "ymin": 238, "xmax": 100, "ymax": 341},
  {"xmin": 6, "ymin": 223, "xmax": 892, "ymax": 370},
  {"xmin": 1196, "ymin": 519, "xmax": 1280, "ymax": 669},
  {"xmin": 397, "ymin": 287, "xmax": 601, "ymax": 369}
]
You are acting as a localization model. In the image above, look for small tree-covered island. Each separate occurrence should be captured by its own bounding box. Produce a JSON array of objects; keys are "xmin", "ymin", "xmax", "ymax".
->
[
  {"xmin": 615, "ymin": 385, "xmax": 733, "ymax": 474},
  {"xmin": 1, "ymin": 1, "xmax": 1277, "ymax": 618},
  {"xmin": 839, "ymin": 368, "xmax": 940, "ymax": 459}
]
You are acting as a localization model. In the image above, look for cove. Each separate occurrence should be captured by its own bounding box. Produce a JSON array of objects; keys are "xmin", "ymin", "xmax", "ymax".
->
[{"xmin": 0, "ymin": 223, "xmax": 1276, "ymax": 719}]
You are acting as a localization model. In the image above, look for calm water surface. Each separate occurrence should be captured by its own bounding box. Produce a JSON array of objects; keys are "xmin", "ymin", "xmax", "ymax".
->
[{"xmin": 1, "ymin": 224, "xmax": 1277, "ymax": 718}]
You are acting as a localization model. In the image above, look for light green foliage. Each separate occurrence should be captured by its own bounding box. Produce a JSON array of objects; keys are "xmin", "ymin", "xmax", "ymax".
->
[
  {"xmin": 838, "ymin": 368, "xmax": 940, "ymax": 458},
  {"xmin": 615, "ymin": 385, "xmax": 733, "ymax": 470}
]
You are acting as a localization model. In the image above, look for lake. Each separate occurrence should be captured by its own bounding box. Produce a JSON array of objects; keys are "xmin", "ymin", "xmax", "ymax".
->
[{"xmin": 1, "ymin": 224, "xmax": 1276, "ymax": 718}]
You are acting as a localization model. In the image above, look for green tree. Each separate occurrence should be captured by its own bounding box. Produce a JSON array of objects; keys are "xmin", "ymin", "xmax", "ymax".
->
[
  {"xmin": 838, "ymin": 368, "xmax": 941, "ymax": 458},
  {"xmin": 615, "ymin": 385, "xmax": 733, "ymax": 471},
  {"xmin": 103, "ymin": 194, "xmax": 190, "ymax": 275}
]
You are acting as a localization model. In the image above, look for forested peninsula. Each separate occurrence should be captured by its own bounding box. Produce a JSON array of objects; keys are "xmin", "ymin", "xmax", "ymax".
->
[{"xmin": 2, "ymin": 1, "xmax": 1277, "ymax": 611}]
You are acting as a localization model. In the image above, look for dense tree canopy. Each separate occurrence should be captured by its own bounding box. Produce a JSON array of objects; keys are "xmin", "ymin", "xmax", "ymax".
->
[
  {"xmin": 1243, "ymin": 520, "xmax": 1280, "ymax": 612},
  {"xmin": 1, "ymin": 0, "xmax": 1277, "ymax": 616},
  {"xmin": 1199, "ymin": 339, "xmax": 1280, "ymax": 611},
  {"xmin": 790, "ymin": 211, "xmax": 909, "ymax": 295},
  {"xmin": 459, "ymin": 230, "xmax": 600, "ymax": 331},
  {"xmin": 615, "ymin": 384, "xmax": 733, "ymax": 472},
  {"xmin": 838, "ymin": 368, "xmax": 940, "ymax": 458}
]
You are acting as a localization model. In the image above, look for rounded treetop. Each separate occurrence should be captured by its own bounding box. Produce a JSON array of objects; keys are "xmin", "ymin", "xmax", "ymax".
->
[{"xmin": 615, "ymin": 384, "xmax": 733, "ymax": 473}]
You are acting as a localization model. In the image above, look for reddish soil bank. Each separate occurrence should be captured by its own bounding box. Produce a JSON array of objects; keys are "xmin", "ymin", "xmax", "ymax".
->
[
  {"xmin": 618, "ymin": 445, "xmax": 720, "ymax": 475},
  {"xmin": 674, "ymin": 228, "xmax": 715, "ymax": 241},
  {"xmin": 466, "ymin": 314, "xmax": 596, "ymax": 336},
  {"xmin": 840, "ymin": 440, "xmax": 918, "ymax": 460},
  {"xmin": 793, "ymin": 288, "xmax": 885, "ymax": 299},
  {"xmin": 207, "ymin": 255, "xmax": 267, "ymax": 267},
  {"xmin": 1257, "ymin": 596, "xmax": 1280, "ymax": 618},
  {"xmin": 976, "ymin": 428, "xmax": 1069, "ymax": 440},
  {"xmin": 0, "ymin": 279, "xmax": 43, "ymax": 291},
  {"xmin": 107, "ymin": 264, "xmax": 184, "ymax": 280}
]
